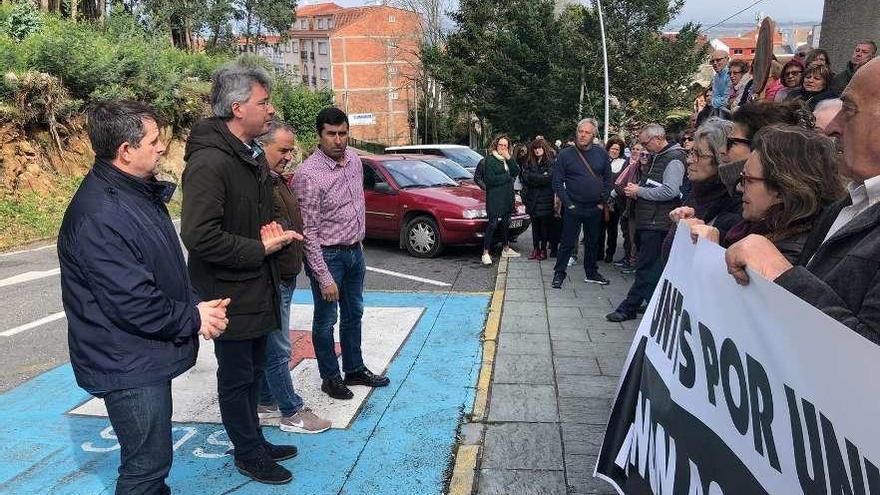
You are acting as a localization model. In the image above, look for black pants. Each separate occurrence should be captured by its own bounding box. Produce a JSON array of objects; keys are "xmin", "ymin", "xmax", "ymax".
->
[
  {"xmin": 483, "ymin": 215, "xmax": 510, "ymax": 251},
  {"xmin": 620, "ymin": 214, "xmax": 633, "ymax": 262},
  {"xmin": 616, "ymin": 230, "xmax": 665, "ymax": 314},
  {"xmin": 214, "ymin": 336, "xmax": 268, "ymax": 462},
  {"xmin": 548, "ymin": 215, "xmax": 562, "ymax": 255},
  {"xmin": 553, "ymin": 209, "xmax": 602, "ymax": 277},
  {"xmin": 596, "ymin": 208, "xmax": 621, "ymax": 262},
  {"xmin": 531, "ymin": 215, "xmax": 552, "ymax": 250}
]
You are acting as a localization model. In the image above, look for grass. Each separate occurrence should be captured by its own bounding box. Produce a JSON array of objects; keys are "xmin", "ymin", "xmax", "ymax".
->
[
  {"xmin": 0, "ymin": 176, "xmax": 82, "ymax": 251},
  {"xmin": 0, "ymin": 176, "xmax": 182, "ymax": 251}
]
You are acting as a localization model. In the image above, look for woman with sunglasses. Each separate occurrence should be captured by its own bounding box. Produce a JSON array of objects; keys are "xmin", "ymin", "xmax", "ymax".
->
[
  {"xmin": 774, "ymin": 59, "xmax": 805, "ymax": 102},
  {"xmin": 690, "ymin": 125, "xmax": 844, "ymax": 264}
]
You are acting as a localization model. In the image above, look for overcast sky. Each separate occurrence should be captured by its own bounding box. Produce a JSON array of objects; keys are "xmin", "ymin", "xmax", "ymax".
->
[{"xmin": 322, "ymin": 0, "xmax": 826, "ymax": 25}]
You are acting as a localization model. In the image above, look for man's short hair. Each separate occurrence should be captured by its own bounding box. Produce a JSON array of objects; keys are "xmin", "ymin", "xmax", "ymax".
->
[
  {"xmin": 640, "ymin": 123, "xmax": 666, "ymax": 139},
  {"xmin": 857, "ymin": 40, "xmax": 878, "ymax": 55},
  {"xmin": 315, "ymin": 107, "xmax": 348, "ymax": 134},
  {"xmin": 211, "ymin": 64, "xmax": 273, "ymax": 119},
  {"xmin": 86, "ymin": 100, "xmax": 161, "ymax": 161},
  {"xmin": 577, "ymin": 118, "xmax": 598, "ymax": 133},
  {"xmin": 257, "ymin": 118, "xmax": 297, "ymax": 145}
]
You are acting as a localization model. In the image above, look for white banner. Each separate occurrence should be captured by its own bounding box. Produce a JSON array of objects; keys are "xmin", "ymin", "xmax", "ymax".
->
[{"xmin": 595, "ymin": 223, "xmax": 880, "ymax": 495}]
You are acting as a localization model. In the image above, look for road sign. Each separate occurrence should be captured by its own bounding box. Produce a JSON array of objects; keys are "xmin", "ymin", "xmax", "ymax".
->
[{"xmin": 350, "ymin": 113, "xmax": 375, "ymax": 126}]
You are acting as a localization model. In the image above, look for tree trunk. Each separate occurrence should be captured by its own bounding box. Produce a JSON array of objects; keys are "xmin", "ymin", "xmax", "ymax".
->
[
  {"xmin": 71, "ymin": 0, "xmax": 77, "ymax": 20},
  {"xmin": 40, "ymin": 0, "xmax": 49, "ymax": 11}
]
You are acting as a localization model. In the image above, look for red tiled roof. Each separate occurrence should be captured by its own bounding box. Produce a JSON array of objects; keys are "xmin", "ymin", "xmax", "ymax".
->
[{"xmin": 296, "ymin": 2, "xmax": 343, "ymax": 17}]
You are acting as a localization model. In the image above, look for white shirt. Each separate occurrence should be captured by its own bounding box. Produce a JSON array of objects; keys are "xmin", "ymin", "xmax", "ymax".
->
[{"xmin": 822, "ymin": 175, "xmax": 880, "ymax": 243}]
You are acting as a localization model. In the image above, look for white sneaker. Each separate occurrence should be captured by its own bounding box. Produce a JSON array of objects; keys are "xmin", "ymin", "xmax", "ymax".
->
[
  {"xmin": 481, "ymin": 253, "xmax": 492, "ymax": 265},
  {"xmin": 501, "ymin": 248, "xmax": 520, "ymax": 258},
  {"xmin": 280, "ymin": 408, "xmax": 332, "ymax": 434},
  {"xmin": 567, "ymin": 256, "xmax": 577, "ymax": 266},
  {"xmin": 257, "ymin": 404, "xmax": 282, "ymax": 419}
]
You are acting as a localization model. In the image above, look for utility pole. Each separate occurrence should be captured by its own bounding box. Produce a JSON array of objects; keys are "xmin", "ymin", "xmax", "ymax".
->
[{"xmin": 594, "ymin": 0, "xmax": 610, "ymax": 142}]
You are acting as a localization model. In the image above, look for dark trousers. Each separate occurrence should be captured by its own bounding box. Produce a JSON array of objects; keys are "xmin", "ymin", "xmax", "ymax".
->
[
  {"xmin": 616, "ymin": 229, "xmax": 665, "ymax": 314},
  {"xmin": 620, "ymin": 214, "xmax": 633, "ymax": 262},
  {"xmin": 214, "ymin": 336, "xmax": 268, "ymax": 462},
  {"xmin": 596, "ymin": 208, "xmax": 621, "ymax": 262},
  {"xmin": 531, "ymin": 215, "xmax": 552, "ymax": 250},
  {"xmin": 553, "ymin": 208, "xmax": 602, "ymax": 277},
  {"xmin": 483, "ymin": 215, "xmax": 510, "ymax": 251},
  {"xmin": 306, "ymin": 245, "xmax": 367, "ymax": 380},
  {"xmin": 548, "ymin": 215, "xmax": 562, "ymax": 255},
  {"xmin": 104, "ymin": 382, "xmax": 173, "ymax": 495}
]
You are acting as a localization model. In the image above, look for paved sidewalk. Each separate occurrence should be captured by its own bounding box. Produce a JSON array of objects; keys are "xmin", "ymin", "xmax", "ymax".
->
[{"xmin": 461, "ymin": 237, "xmax": 643, "ymax": 495}]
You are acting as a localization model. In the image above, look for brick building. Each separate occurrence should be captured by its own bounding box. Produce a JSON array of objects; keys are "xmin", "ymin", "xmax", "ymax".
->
[{"xmin": 233, "ymin": 3, "xmax": 422, "ymax": 145}]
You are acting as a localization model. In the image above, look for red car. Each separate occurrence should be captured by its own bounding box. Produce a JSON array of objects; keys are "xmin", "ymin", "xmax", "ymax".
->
[{"xmin": 361, "ymin": 155, "xmax": 530, "ymax": 257}]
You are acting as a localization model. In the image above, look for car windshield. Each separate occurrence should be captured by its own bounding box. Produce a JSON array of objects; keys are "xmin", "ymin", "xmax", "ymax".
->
[
  {"xmin": 382, "ymin": 160, "xmax": 458, "ymax": 188},
  {"xmin": 443, "ymin": 148, "xmax": 484, "ymax": 168},
  {"xmin": 420, "ymin": 158, "xmax": 473, "ymax": 180}
]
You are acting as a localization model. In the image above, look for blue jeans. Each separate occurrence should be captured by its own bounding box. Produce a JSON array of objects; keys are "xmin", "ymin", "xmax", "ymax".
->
[
  {"xmin": 260, "ymin": 277, "xmax": 304, "ymax": 416},
  {"xmin": 103, "ymin": 382, "xmax": 173, "ymax": 495},
  {"xmin": 554, "ymin": 207, "xmax": 602, "ymax": 277},
  {"xmin": 305, "ymin": 245, "xmax": 366, "ymax": 380}
]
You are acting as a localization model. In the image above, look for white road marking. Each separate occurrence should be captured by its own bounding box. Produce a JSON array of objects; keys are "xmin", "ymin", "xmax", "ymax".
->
[
  {"xmin": 366, "ymin": 266, "xmax": 451, "ymax": 287},
  {"xmin": 0, "ymin": 268, "xmax": 61, "ymax": 288},
  {"xmin": 1, "ymin": 311, "xmax": 66, "ymax": 337},
  {"xmin": 0, "ymin": 244, "xmax": 55, "ymax": 257}
]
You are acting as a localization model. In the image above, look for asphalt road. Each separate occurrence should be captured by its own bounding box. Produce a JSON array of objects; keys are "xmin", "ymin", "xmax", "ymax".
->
[{"xmin": 0, "ymin": 230, "xmax": 500, "ymax": 393}]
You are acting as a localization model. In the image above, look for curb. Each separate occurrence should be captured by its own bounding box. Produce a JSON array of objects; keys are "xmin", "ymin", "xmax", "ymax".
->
[{"xmin": 447, "ymin": 256, "xmax": 509, "ymax": 495}]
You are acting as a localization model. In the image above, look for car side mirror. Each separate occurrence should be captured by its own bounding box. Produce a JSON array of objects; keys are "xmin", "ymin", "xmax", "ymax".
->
[{"xmin": 374, "ymin": 182, "xmax": 394, "ymax": 194}]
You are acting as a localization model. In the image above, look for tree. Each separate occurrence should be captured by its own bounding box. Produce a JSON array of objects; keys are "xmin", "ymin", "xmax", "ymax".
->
[{"xmin": 237, "ymin": 0, "xmax": 295, "ymax": 52}]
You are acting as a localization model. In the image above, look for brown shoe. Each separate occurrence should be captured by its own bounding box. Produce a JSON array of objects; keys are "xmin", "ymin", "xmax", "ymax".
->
[{"xmin": 280, "ymin": 408, "xmax": 332, "ymax": 434}]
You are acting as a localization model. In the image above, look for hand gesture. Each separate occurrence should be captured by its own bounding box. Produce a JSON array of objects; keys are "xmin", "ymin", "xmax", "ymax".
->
[
  {"xmin": 670, "ymin": 206, "xmax": 696, "ymax": 223},
  {"xmin": 624, "ymin": 183, "xmax": 640, "ymax": 198},
  {"xmin": 689, "ymin": 223, "xmax": 718, "ymax": 244},
  {"xmin": 321, "ymin": 282, "xmax": 340, "ymax": 302},
  {"xmin": 197, "ymin": 298, "xmax": 230, "ymax": 340},
  {"xmin": 261, "ymin": 221, "xmax": 303, "ymax": 255},
  {"xmin": 724, "ymin": 234, "xmax": 793, "ymax": 286}
]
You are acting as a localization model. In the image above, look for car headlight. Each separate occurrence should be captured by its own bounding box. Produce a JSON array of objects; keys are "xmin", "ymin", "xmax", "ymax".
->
[
  {"xmin": 462, "ymin": 209, "xmax": 487, "ymax": 219},
  {"xmin": 516, "ymin": 204, "xmax": 526, "ymax": 215}
]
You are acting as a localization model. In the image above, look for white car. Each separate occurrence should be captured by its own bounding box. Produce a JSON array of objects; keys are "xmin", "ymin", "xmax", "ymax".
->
[{"xmin": 384, "ymin": 144, "xmax": 484, "ymax": 173}]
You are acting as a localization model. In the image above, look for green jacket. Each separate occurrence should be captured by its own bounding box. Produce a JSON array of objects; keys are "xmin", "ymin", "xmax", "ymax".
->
[{"xmin": 483, "ymin": 153, "xmax": 519, "ymax": 219}]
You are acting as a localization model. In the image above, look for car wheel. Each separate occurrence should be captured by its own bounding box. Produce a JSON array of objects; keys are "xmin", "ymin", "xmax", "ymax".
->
[{"xmin": 404, "ymin": 216, "xmax": 444, "ymax": 258}]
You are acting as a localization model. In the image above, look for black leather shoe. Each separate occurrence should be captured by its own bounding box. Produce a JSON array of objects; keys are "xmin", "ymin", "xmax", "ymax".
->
[
  {"xmin": 606, "ymin": 310, "xmax": 636, "ymax": 322},
  {"xmin": 551, "ymin": 271, "xmax": 566, "ymax": 289},
  {"xmin": 584, "ymin": 273, "xmax": 610, "ymax": 285},
  {"xmin": 344, "ymin": 368, "xmax": 390, "ymax": 387},
  {"xmin": 264, "ymin": 442, "xmax": 298, "ymax": 462},
  {"xmin": 235, "ymin": 455, "xmax": 292, "ymax": 485},
  {"xmin": 321, "ymin": 376, "xmax": 354, "ymax": 400}
]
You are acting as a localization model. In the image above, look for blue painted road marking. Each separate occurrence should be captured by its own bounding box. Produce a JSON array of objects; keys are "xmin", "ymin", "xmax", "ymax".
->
[{"xmin": 0, "ymin": 291, "xmax": 489, "ymax": 494}]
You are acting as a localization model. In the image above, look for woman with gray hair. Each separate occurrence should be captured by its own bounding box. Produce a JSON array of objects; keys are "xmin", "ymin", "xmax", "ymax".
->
[{"xmin": 663, "ymin": 118, "xmax": 743, "ymax": 259}]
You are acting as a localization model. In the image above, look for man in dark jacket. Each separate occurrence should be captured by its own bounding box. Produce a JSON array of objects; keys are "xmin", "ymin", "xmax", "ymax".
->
[
  {"xmin": 726, "ymin": 58, "xmax": 880, "ymax": 343},
  {"xmin": 607, "ymin": 123, "xmax": 686, "ymax": 322},
  {"xmin": 831, "ymin": 40, "xmax": 876, "ymax": 94},
  {"xmin": 551, "ymin": 118, "xmax": 612, "ymax": 288},
  {"xmin": 255, "ymin": 119, "xmax": 331, "ymax": 434},
  {"xmin": 181, "ymin": 64, "xmax": 301, "ymax": 484},
  {"xmin": 59, "ymin": 101, "xmax": 229, "ymax": 494}
]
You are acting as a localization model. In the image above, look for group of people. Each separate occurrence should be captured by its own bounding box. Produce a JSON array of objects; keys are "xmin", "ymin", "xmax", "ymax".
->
[
  {"xmin": 696, "ymin": 40, "xmax": 876, "ymax": 125},
  {"xmin": 59, "ymin": 64, "xmax": 388, "ymax": 491}
]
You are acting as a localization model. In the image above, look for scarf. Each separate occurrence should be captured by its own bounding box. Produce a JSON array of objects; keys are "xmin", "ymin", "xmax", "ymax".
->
[
  {"xmin": 688, "ymin": 175, "xmax": 732, "ymax": 223},
  {"xmin": 723, "ymin": 219, "xmax": 771, "ymax": 247},
  {"xmin": 492, "ymin": 151, "xmax": 509, "ymax": 172}
]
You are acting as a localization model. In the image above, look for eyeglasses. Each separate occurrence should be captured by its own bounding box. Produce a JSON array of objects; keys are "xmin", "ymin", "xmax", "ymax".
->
[
  {"xmin": 727, "ymin": 137, "xmax": 751, "ymax": 150},
  {"xmin": 683, "ymin": 136, "xmax": 694, "ymax": 142},
  {"xmin": 730, "ymin": 70, "xmax": 742, "ymax": 76},
  {"xmin": 784, "ymin": 70, "xmax": 803, "ymax": 77},
  {"xmin": 687, "ymin": 150, "xmax": 713, "ymax": 161},
  {"xmin": 711, "ymin": 57, "xmax": 727, "ymax": 63},
  {"xmin": 738, "ymin": 171, "xmax": 766, "ymax": 186},
  {"xmin": 795, "ymin": 52, "xmax": 808, "ymax": 57}
]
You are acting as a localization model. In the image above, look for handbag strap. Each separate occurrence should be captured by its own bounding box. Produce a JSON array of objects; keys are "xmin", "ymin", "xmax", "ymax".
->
[{"xmin": 574, "ymin": 148, "xmax": 599, "ymax": 180}]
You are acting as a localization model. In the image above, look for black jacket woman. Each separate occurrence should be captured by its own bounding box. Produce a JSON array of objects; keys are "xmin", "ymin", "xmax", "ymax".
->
[
  {"xmin": 481, "ymin": 134, "xmax": 521, "ymax": 265},
  {"xmin": 596, "ymin": 136, "xmax": 628, "ymax": 263},
  {"xmin": 521, "ymin": 139, "xmax": 555, "ymax": 259},
  {"xmin": 786, "ymin": 62, "xmax": 838, "ymax": 111}
]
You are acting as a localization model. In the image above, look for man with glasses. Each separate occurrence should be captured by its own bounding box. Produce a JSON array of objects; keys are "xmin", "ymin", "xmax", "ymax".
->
[
  {"xmin": 710, "ymin": 50, "xmax": 731, "ymax": 116},
  {"xmin": 832, "ymin": 40, "xmax": 877, "ymax": 94},
  {"xmin": 607, "ymin": 124, "xmax": 686, "ymax": 322}
]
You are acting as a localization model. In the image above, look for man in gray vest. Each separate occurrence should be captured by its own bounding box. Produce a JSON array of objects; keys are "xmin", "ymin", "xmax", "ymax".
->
[{"xmin": 607, "ymin": 123, "xmax": 686, "ymax": 322}]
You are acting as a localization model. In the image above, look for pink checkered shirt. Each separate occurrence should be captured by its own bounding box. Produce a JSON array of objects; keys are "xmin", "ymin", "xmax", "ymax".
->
[{"xmin": 291, "ymin": 147, "xmax": 365, "ymax": 288}]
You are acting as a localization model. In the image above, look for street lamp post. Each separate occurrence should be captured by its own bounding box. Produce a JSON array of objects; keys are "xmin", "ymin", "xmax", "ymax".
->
[{"xmin": 594, "ymin": 0, "xmax": 610, "ymax": 142}]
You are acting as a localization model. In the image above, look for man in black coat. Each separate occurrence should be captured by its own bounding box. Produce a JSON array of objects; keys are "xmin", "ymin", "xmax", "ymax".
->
[
  {"xmin": 726, "ymin": 58, "xmax": 880, "ymax": 343},
  {"xmin": 58, "ymin": 101, "xmax": 229, "ymax": 494},
  {"xmin": 181, "ymin": 64, "xmax": 301, "ymax": 484},
  {"xmin": 551, "ymin": 118, "xmax": 612, "ymax": 288}
]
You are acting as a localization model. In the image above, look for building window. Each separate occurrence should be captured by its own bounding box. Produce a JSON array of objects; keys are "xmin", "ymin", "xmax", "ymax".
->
[
  {"xmin": 388, "ymin": 15, "xmax": 396, "ymax": 22},
  {"xmin": 318, "ymin": 41, "xmax": 328, "ymax": 55},
  {"xmin": 300, "ymin": 19, "xmax": 308, "ymax": 29},
  {"xmin": 733, "ymin": 49, "xmax": 742, "ymax": 54},
  {"xmin": 318, "ymin": 19, "xmax": 325, "ymax": 29},
  {"xmin": 320, "ymin": 68, "xmax": 329, "ymax": 80},
  {"xmin": 389, "ymin": 91, "xmax": 399, "ymax": 100},
  {"xmin": 388, "ymin": 66, "xmax": 399, "ymax": 75}
]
